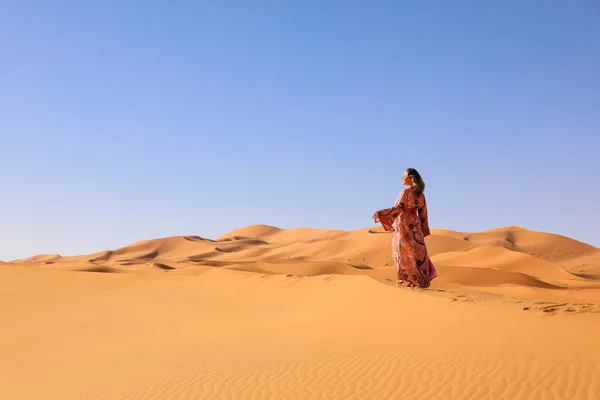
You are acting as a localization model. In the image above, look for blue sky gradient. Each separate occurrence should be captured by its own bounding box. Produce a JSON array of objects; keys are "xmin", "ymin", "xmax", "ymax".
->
[{"xmin": 1, "ymin": 1, "xmax": 598, "ymax": 260}]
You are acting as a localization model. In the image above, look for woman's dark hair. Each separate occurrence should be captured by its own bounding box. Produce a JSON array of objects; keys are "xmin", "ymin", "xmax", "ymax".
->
[{"xmin": 406, "ymin": 168, "xmax": 425, "ymax": 196}]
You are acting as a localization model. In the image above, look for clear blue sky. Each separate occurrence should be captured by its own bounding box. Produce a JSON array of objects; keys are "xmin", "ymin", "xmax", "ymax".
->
[{"xmin": 1, "ymin": 1, "xmax": 598, "ymax": 260}]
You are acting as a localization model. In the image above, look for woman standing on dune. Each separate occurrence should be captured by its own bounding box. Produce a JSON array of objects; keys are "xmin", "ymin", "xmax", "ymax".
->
[{"xmin": 372, "ymin": 168, "xmax": 437, "ymax": 288}]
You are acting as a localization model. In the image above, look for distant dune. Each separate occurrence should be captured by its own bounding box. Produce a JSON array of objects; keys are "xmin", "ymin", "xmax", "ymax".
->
[
  {"xmin": 10, "ymin": 224, "xmax": 599, "ymax": 303},
  {"xmin": 2, "ymin": 225, "xmax": 599, "ymax": 399}
]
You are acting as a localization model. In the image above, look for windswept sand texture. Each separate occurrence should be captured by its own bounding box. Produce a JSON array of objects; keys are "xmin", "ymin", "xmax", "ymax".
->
[{"xmin": 2, "ymin": 225, "xmax": 599, "ymax": 399}]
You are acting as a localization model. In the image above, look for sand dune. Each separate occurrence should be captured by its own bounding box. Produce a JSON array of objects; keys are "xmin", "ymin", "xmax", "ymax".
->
[
  {"xmin": 432, "ymin": 246, "xmax": 583, "ymax": 281},
  {"xmin": 2, "ymin": 224, "xmax": 599, "ymax": 399},
  {"xmin": 10, "ymin": 224, "xmax": 597, "ymax": 302}
]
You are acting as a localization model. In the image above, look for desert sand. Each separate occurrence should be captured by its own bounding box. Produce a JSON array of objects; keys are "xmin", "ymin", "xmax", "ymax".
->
[{"xmin": 1, "ymin": 225, "xmax": 599, "ymax": 399}]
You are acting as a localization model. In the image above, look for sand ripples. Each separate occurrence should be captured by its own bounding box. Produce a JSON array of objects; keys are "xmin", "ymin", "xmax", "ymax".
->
[{"xmin": 87, "ymin": 349, "xmax": 599, "ymax": 400}]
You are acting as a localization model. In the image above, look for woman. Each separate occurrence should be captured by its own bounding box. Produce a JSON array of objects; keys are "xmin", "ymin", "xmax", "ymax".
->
[{"xmin": 372, "ymin": 168, "xmax": 437, "ymax": 288}]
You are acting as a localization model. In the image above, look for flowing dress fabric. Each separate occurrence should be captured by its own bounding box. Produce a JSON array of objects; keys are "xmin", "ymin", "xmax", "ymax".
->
[{"xmin": 373, "ymin": 187, "xmax": 437, "ymax": 288}]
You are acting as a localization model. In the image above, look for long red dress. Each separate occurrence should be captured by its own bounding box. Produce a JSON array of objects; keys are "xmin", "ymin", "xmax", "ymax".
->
[{"xmin": 373, "ymin": 187, "xmax": 437, "ymax": 288}]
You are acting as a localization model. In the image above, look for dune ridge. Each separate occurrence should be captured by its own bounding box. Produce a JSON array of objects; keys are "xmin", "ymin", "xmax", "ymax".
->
[{"xmin": 9, "ymin": 224, "xmax": 599, "ymax": 304}]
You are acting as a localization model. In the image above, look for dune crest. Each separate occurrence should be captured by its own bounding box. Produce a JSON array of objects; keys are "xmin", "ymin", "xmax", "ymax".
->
[{"xmin": 7, "ymin": 224, "xmax": 599, "ymax": 305}]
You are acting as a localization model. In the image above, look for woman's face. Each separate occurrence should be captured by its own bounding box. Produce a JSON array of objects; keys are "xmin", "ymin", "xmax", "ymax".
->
[{"xmin": 402, "ymin": 171, "xmax": 413, "ymax": 186}]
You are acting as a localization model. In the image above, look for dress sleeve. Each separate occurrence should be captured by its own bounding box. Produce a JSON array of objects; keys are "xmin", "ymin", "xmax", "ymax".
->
[
  {"xmin": 372, "ymin": 189, "xmax": 406, "ymax": 231},
  {"xmin": 418, "ymin": 194, "xmax": 431, "ymax": 237}
]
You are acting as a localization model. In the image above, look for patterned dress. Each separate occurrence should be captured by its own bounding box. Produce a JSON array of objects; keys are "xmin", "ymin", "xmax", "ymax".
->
[{"xmin": 373, "ymin": 187, "xmax": 437, "ymax": 288}]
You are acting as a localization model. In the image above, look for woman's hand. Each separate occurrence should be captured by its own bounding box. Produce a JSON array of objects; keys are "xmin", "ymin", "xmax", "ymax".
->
[{"xmin": 372, "ymin": 211, "xmax": 381, "ymax": 223}]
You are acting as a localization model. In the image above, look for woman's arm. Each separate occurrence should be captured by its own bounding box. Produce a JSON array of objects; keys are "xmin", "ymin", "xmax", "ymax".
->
[
  {"xmin": 372, "ymin": 189, "xmax": 406, "ymax": 231},
  {"xmin": 373, "ymin": 207, "xmax": 401, "ymax": 231},
  {"xmin": 419, "ymin": 195, "xmax": 431, "ymax": 237}
]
